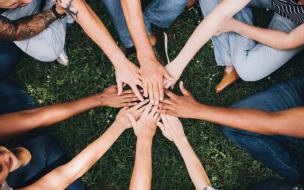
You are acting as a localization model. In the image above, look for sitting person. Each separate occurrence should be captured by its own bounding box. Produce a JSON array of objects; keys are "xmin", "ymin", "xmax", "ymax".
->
[
  {"xmin": 0, "ymin": 0, "xmax": 70, "ymax": 65},
  {"xmin": 1, "ymin": 0, "xmax": 145, "ymax": 100},
  {"xmin": 164, "ymin": 0, "xmax": 304, "ymax": 93},
  {"xmin": 0, "ymin": 99, "xmax": 149, "ymax": 190},
  {"xmin": 159, "ymin": 79, "xmax": 304, "ymax": 187}
]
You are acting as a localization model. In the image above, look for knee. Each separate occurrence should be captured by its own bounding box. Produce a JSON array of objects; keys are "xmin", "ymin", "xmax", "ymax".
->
[{"xmin": 234, "ymin": 65, "xmax": 266, "ymax": 82}]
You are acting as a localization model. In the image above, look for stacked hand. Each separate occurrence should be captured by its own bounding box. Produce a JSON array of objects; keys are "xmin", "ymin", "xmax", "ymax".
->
[{"xmin": 157, "ymin": 115, "xmax": 186, "ymax": 142}]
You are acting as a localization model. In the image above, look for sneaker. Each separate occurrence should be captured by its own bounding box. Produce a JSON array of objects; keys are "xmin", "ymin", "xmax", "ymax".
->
[
  {"xmin": 151, "ymin": 25, "xmax": 170, "ymax": 65},
  {"xmin": 56, "ymin": 49, "xmax": 69, "ymax": 66}
]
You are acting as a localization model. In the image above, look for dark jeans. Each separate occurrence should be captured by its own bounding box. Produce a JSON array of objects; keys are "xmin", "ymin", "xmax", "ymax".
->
[
  {"xmin": 248, "ymin": 178, "xmax": 304, "ymax": 190},
  {"xmin": 221, "ymin": 76, "xmax": 304, "ymax": 184},
  {"xmin": 0, "ymin": 41, "xmax": 21, "ymax": 80},
  {"xmin": 0, "ymin": 42, "xmax": 86, "ymax": 190}
]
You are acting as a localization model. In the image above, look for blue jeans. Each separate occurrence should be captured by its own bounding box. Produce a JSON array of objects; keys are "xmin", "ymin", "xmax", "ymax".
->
[
  {"xmin": 0, "ymin": 49, "xmax": 86, "ymax": 189},
  {"xmin": 221, "ymin": 76, "xmax": 304, "ymax": 183},
  {"xmin": 248, "ymin": 178, "xmax": 303, "ymax": 190},
  {"xmin": 103, "ymin": 0, "xmax": 187, "ymax": 48},
  {"xmin": 0, "ymin": 41, "xmax": 21, "ymax": 80},
  {"xmin": 199, "ymin": 0, "xmax": 303, "ymax": 81}
]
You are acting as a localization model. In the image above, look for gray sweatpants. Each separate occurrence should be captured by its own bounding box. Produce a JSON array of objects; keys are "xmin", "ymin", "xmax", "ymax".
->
[
  {"xmin": 1, "ymin": 0, "xmax": 67, "ymax": 62},
  {"xmin": 199, "ymin": 0, "xmax": 302, "ymax": 81}
]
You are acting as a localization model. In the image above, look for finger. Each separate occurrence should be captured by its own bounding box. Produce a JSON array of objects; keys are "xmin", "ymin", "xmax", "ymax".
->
[
  {"xmin": 132, "ymin": 99, "xmax": 149, "ymax": 110},
  {"xmin": 164, "ymin": 81, "xmax": 172, "ymax": 90},
  {"xmin": 123, "ymin": 102, "xmax": 138, "ymax": 107},
  {"xmin": 122, "ymin": 89, "xmax": 135, "ymax": 95},
  {"xmin": 148, "ymin": 83, "xmax": 154, "ymax": 105},
  {"xmin": 158, "ymin": 103, "xmax": 175, "ymax": 111},
  {"xmin": 136, "ymin": 79, "xmax": 143, "ymax": 88},
  {"xmin": 153, "ymin": 112, "xmax": 160, "ymax": 121},
  {"xmin": 160, "ymin": 99, "xmax": 175, "ymax": 105},
  {"xmin": 179, "ymin": 81, "xmax": 191, "ymax": 96},
  {"xmin": 126, "ymin": 113, "xmax": 137, "ymax": 128},
  {"xmin": 150, "ymin": 105, "xmax": 158, "ymax": 116},
  {"xmin": 165, "ymin": 90, "xmax": 178, "ymax": 100},
  {"xmin": 159, "ymin": 82, "xmax": 164, "ymax": 101},
  {"xmin": 117, "ymin": 81, "xmax": 123, "ymax": 95},
  {"xmin": 123, "ymin": 97, "xmax": 139, "ymax": 103},
  {"xmin": 134, "ymin": 105, "xmax": 146, "ymax": 118},
  {"xmin": 157, "ymin": 122, "xmax": 165, "ymax": 134},
  {"xmin": 131, "ymin": 85, "xmax": 144, "ymax": 101},
  {"xmin": 158, "ymin": 109, "xmax": 178, "ymax": 117},
  {"xmin": 143, "ymin": 103, "xmax": 153, "ymax": 116},
  {"xmin": 161, "ymin": 114, "xmax": 167, "ymax": 123},
  {"xmin": 143, "ymin": 81, "xmax": 148, "ymax": 98},
  {"xmin": 153, "ymin": 82, "xmax": 160, "ymax": 105}
]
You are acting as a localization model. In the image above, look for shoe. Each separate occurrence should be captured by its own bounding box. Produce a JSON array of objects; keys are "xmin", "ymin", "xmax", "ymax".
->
[
  {"xmin": 187, "ymin": 0, "xmax": 198, "ymax": 9},
  {"xmin": 56, "ymin": 49, "xmax": 69, "ymax": 66},
  {"xmin": 151, "ymin": 25, "xmax": 170, "ymax": 65},
  {"xmin": 216, "ymin": 67, "xmax": 239, "ymax": 93}
]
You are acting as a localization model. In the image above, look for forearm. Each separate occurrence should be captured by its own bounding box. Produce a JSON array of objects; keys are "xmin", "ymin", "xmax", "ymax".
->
[
  {"xmin": 0, "ymin": 95, "xmax": 102, "ymax": 139},
  {"xmin": 175, "ymin": 138, "xmax": 211, "ymax": 190},
  {"xmin": 232, "ymin": 20, "xmax": 299, "ymax": 50},
  {"xmin": 129, "ymin": 138, "xmax": 153, "ymax": 190},
  {"xmin": 0, "ymin": 9, "xmax": 57, "ymax": 41},
  {"xmin": 56, "ymin": 0, "xmax": 128, "ymax": 68},
  {"xmin": 194, "ymin": 104, "xmax": 304, "ymax": 137},
  {"xmin": 121, "ymin": 0, "xmax": 156, "ymax": 62},
  {"xmin": 22, "ymin": 122, "xmax": 125, "ymax": 190},
  {"xmin": 173, "ymin": 0, "xmax": 249, "ymax": 68}
]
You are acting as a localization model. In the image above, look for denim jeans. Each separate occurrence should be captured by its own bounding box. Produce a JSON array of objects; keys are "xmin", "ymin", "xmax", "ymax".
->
[
  {"xmin": 248, "ymin": 178, "xmax": 304, "ymax": 190},
  {"xmin": 0, "ymin": 50, "xmax": 85, "ymax": 189},
  {"xmin": 103, "ymin": 0, "xmax": 187, "ymax": 48},
  {"xmin": 221, "ymin": 76, "xmax": 304, "ymax": 183},
  {"xmin": 0, "ymin": 41, "xmax": 21, "ymax": 80},
  {"xmin": 199, "ymin": 0, "xmax": 303, "ymax": 81}
]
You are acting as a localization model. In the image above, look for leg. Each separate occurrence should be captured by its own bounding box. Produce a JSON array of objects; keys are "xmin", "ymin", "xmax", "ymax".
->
[
  {"xmin": 103, "ymin": 0, "xmax": 135, "ymax": 48},
  {"xmin": 143, "ymin": 0, "xmax": 187, "ymax": 31},
  {"xmin": 230, "ymin": 14, "xmax": 302, "ymax": 81},
  {"xmin": 222, "ymin": 76, "xmax": 304, "ymax": 183},
  {"xmin": 0, "ymin": 41, "xmax": 21, "ymax": 80}
]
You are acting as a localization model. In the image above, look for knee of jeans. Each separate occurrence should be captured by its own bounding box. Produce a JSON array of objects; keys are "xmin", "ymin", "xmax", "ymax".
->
[{"xmin": 234, "ymin": 65, "xmax": 265, "ymax": 82}]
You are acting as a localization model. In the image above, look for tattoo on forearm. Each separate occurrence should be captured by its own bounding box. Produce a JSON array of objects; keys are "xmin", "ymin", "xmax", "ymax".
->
[
  {"xmin": 56, "ymin": 0, "xmax": 79, "ymax": 19},
  {"xmin": 0, "ymin": 9, "xmax": 57, "ymax": 41}
]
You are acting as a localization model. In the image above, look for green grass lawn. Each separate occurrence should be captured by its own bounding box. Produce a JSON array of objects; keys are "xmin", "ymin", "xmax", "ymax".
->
[{"xmin": 15, "ymin": 3, "xmax": 304, "ymax": 190}]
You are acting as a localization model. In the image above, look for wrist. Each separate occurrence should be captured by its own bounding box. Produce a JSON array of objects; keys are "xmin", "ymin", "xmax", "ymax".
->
[
  {"xmin": 137, "ymin": 136, "xmax": 154, "ymax": 145},
  {"xmin": 111, "ymin": 121, "xmax": 126, "ymax": 134},
  {"xmin": 137, "ymin": 53, "xmax": 158, "ymax": 66},
  {"xmin": 174, "ymin": 136, "xmax": 189, "ymax": 148},
  {"xmin": 109, "ymin": 53, "xmax": 128, "ymax": 69}
]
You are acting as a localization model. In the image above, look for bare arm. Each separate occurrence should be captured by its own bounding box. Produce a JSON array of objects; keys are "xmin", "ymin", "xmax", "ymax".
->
[
  {"xmin": 0, "ymin": 9, "xmax": 58, "ymax": 41},
  {"xmin": 157, "ymin": 116, "xmax": 211, "ymax": 190},
  {"xmin": 56, "ymin": 0, "xmax": 143, "ymax": 100},
  {"xmin": 0, "ymin": 86, "xmax": 138, "ymax": 139},
  {"xmin": 129, "ymin": 138, "xmax": 153, "ymax": 190},
  {"xmin": 20, "ymin": 121, "xmax": 125, "ymax": 190},
  {"xmin": 121, "ymin": 0, "xmax": 172, "ymax": 105},
  {"xmin": 128, "ymin": 104, "xmax": 159, "ymax": 190},
  {"xmin": 159, "ymin": 82, "xmax": 304, "ymax": 138},
  {"xmin": 223, "ymin": 19, "xmax": 304, "ymax": 50}
]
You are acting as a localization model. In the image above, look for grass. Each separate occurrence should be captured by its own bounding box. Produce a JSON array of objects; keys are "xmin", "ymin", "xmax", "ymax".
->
[{"xmin": 15, "ymin": 2, "xmax": 304, "ymax": 190}]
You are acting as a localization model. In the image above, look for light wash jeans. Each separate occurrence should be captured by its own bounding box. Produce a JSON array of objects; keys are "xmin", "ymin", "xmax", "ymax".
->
[
  {"xmin": 199, "ymin": 0, "xmax": 303, "ymax": 81},
  {"xmin": 103, "ymin": 0, "xmax": 187, "ymax": 48},
  {"xmin": 1, "ymin": 0, "xmax": 67, "ymax": 62}
]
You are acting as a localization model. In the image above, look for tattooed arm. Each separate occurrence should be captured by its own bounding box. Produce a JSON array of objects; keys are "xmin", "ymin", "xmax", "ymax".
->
[{"xmin": 0, "ymin": 8, "xmax": 63, "ymax": 41}]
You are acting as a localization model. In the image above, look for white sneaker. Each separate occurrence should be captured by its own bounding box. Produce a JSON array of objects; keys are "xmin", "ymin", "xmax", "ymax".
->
[{"xmin": 56, "ymin": 50, "xmax": 69, "ymax": 66}]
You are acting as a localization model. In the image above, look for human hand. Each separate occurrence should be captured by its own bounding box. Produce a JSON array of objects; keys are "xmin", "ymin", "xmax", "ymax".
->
[
  {"xmin": 96, "ymin": 86, "xmax": 139, "ymax": 108},
  {"xmin": 115, "ymin": 61, "xmax": 143, "ymax": 101},
  {"xmin": 157, "ymin": 115, "xmax": 186, "ymax": 142},
  {"xmin": 126, "ymin": 104, "xmax": 160, "ymax": 140},
  {"xmin": 139, "ymin": 58, "xmax": 173, "ymax": 105},
  {"xmin": 159, "ymin": 81, "xmax": 201, "ymax": 118},
  {"xmin": 114, "ymin": 100, "xmax": 149, "ymax": 130},
  {"xmin": 163, "ymin": 60, "xmax": 184, "ymax": 89},
  {"xmin": 55, "ymin": 3, "xmax": 65, "ymax": 15}
]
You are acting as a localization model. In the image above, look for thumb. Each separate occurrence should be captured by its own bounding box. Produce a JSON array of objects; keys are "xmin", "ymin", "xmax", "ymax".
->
[
  {"xmin": 126, "ymin": 113, "xmax": 137, "ymax": 128},
  {"xmin": 179, "ymin": 81, "xmax": 191, "ymax": 96},
  {"xmin": 164, "ymin": 69, "xmax": 174, "ymax": 81}
]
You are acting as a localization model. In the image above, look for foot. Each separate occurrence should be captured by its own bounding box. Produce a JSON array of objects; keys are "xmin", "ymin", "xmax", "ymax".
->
[
  {"xmin": 216, "ymin": 66, "xmax": 239, "ymax": 93},
  {"xmin": 56, "ymin": 49, "xmax": 69, "ymax": 66}
]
